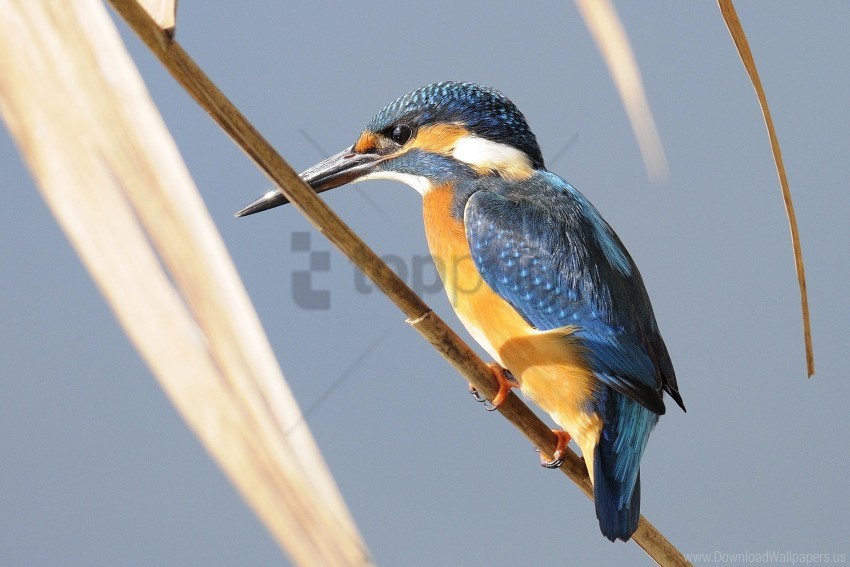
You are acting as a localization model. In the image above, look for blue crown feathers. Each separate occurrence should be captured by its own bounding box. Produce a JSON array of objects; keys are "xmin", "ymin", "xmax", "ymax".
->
[{"xmin": 366, "ymin": 82, "xmax": 545, "ymax": 170}]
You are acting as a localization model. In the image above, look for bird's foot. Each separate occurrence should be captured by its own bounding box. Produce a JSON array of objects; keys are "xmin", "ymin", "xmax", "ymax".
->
[
  {"xmin": 539, "ymin": 429, "xmax": 571, "ymax": 469},
  {"xmin": 469, "ymin": 364, "xmax": 517, "ymax": 411}
]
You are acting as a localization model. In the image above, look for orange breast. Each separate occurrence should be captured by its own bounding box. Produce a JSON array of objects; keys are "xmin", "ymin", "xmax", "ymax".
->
[{"xmin": 422, "ymin": 184, "xmax": 602, "ymax": 458}]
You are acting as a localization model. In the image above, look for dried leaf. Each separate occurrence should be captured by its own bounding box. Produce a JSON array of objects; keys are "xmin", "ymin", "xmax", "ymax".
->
[{"xmin": 718, "ymin": 0, "xmax": 814, "ymax": 377}]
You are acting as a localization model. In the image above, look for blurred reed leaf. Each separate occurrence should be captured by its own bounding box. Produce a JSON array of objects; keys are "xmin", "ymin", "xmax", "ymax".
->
[
  {"xmin": 137, "ymin": 0, "xmax": 175, "ymax": 30},
  {"xmin": 575, "ymin": 0, "xmax": 670, "ymax": 184},
  {"xmin": 0, "ymin": 1, "xmax": 372, "ymax": 565}
]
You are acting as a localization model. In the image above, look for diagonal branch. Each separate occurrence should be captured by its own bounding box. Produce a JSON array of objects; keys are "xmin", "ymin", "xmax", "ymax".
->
[
  {"xmin": 718, "ymin": 0, "xmax": 814, "ymax": 377},
  {"xmin": 107, "ymin": 1, "xmax": 691, "ymax": 564}
]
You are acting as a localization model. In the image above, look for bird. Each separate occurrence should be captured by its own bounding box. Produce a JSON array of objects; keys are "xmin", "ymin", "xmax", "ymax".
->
[{"xmin": 236, "ymin": 81, "xmax": 685, "ymax": 542}]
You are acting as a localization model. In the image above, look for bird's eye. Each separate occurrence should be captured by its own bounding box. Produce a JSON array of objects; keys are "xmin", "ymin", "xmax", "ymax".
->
[{"xmin": 390, "ymin": 124, "xmax": 413, "ymax": 145}]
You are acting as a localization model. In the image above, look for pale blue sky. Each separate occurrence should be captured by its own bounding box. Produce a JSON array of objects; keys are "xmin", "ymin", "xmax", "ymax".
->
[{"xmin": 2, "ymin": 2, "xmax": 849, "ymax": 566}]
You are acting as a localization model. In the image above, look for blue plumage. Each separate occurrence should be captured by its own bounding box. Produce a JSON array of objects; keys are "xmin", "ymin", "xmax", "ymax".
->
[
  {"xmin": 464, "ymin": 171, "xmax": 684, "ymax": 540},
  {"xmin": 367, "ymin": 81, "xmax": 545, "ymax": 169}
]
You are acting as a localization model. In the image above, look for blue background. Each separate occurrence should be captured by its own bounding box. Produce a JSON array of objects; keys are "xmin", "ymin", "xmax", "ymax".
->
[{"xmin": 2, "ymin": 2, "xmax": 848, "ymax": 565}]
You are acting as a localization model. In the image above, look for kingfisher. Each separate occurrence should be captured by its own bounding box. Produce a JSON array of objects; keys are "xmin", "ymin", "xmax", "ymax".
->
[{"xmin": 236, "ymin": 81, "xmax": 685, "ymax": 542}]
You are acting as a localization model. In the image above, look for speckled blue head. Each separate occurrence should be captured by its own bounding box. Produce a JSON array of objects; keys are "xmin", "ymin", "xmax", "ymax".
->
[{"xmin": 366, "ymin": 82, "xmax": 545, "ymax": 170}]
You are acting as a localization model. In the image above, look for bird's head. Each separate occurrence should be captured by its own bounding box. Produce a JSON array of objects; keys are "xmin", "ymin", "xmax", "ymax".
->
[{"xmin": 236, "ymin": 81, "xmax": 545, "ymax": 216}]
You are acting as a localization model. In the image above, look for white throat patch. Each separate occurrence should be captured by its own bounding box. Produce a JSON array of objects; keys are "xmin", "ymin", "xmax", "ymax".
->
[
  {"xmin": 452, "ymin": 135, "xmax": 533, "ymax": 179},
  {"xmin": 356, "ymin": 170, "xmax": 432, "ymax": 196}
]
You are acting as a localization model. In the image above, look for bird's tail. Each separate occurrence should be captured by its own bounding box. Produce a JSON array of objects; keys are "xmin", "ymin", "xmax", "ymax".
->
[
  {"xmin": 590, "ymin": 387, "xmax": 657, "ymax": 541},
  {"xmin": 593, "ymin": 446, "xmax": 641, "ymax": 542}
]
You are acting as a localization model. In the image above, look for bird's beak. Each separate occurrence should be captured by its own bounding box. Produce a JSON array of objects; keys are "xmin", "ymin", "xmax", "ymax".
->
[{"xmin": 234, "ymin": 146, "xmax": 383, "ymax": 217}]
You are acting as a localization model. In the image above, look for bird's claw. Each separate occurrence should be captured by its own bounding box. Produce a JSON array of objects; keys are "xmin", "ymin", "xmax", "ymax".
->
[
  {"xmin": 468, "ymin": 386, "xmax": 500, "ymax": 411},
  {"xmin": 469, "ymin": 364, "xmax": 516, "ymax": 411},
  {"xmin": 469, "ymin": 385, "xmax": 487, "ymax": 404},
  {"xmin": 539, "ymin": 429, "xmax": 571, "ymax": 469}
]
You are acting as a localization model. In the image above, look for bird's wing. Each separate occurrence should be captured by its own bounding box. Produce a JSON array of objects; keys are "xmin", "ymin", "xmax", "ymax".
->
[{"xmin": 464, "ymin": 172, "xmax": 683, "ymax": 414}]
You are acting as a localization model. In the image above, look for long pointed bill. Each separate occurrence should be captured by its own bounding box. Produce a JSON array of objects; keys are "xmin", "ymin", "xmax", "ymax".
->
[{"xmin": 234, "ymin": 146, "xmax": 383, "ymax": 217}]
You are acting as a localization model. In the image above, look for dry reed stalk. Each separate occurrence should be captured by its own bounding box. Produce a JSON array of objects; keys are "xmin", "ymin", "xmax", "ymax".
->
[
  {"xmin": 575, "ymin": 0, "xmax": 670, "ymax": 184},
  {"xmin": 718, "ymin": 0, "xmax": 814, "ymax": 377},
  {"xmin": 0, "ymin": 1, "xmax": 371, "ymax": 565},
  {"xmin": 104, "ymin": 1, "xmax": 692, "ymax": 564}
]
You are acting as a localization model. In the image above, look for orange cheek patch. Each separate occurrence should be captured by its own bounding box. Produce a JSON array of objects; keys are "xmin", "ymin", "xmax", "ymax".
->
[
  {"xmin": 353, "ymin": 131, "xmax": 378, "ymax": 153},
  {"xmin": 409, "ymin": 123, "xmax": 469, "ymax": 155}
]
